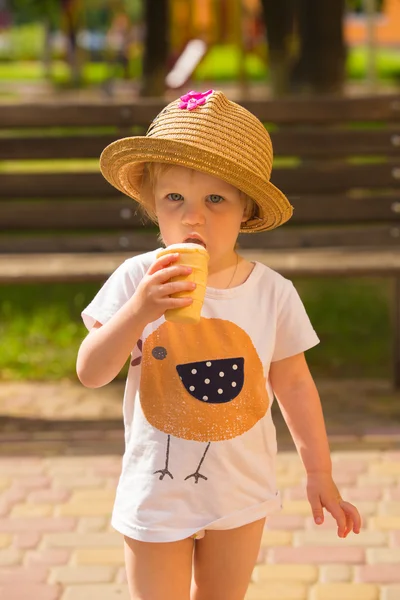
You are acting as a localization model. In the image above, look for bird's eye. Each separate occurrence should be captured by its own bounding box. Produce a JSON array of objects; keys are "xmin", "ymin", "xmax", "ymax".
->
[
  {"xmin": 207, "ymin": 194, "xmax": 224, "ymax": 204},
  {"xmin": 167, "ymin": 193, "xmax": 183, "ymax": 202},
  {"xmin": 152, "ymin": 346, "xmax": 168, "ymax": 360}
]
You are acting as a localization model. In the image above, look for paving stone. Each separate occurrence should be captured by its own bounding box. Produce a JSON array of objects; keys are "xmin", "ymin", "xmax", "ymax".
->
[
  {"xmin": 341, "ymin": 486, "xmax": 383, "ymax": 502},
  {"xmin": 49, "ymin": 566, "xmax": 116, "ymax": 584},
  {"xmin": 319, "ymin": 565, "xmax": 352, "ymax": 583},
  {"xmin": 390, "ymin": 530, "xmax": 400, "ymax": 546},
  {"xmin": 261, "ymin": 530, "xmax": 292, "ymax": 547},
  {"xmin": 358, "ymin": 475, "xmax": 397, "ymax": 486},
  {"xmin": 277, "ymin": 474, "xmax": 303, "ymax": 487},
  {"xmin": 355, "ymin": 565, "xmax": 400, "ymax": 583},
  {"xmin": 43, "ymin": 532, "xmax": 121, "ymax": 548},
  {"xmin": 52, "ymin": 477, "xmax": 106, "ymax": 489},
  {"xmin": 76, "ymin": 517, "xmax": 107, "ymax": 533},
  {"xmin": 245, "ymin": 582, "xmax": 308, "ymax": 599},
  {"xmin": 0, "ymin": 584, "xmax": 61, "ymax": 600},
  {"xmin": 379, "ymin": 501, "xmax": 400, "ymax": 516},
  {"xmin": 0, "ymin": 565, "xmax": 49, "ymax": 583},
  {"xmin": 72, "ymin": 547, "xmax": 124, "ymax": 565},
  {"xmin": 283, "ymin": 486, "xmax": 307, "ymax": 501},
  {"xmin": 333, "ymin": 452, "xmax": 381, "ymax": 461},
  {"xmin": 10, "ymin": 503, "xmax": 54, "ymax": 518},
  {"xmin": 381, "ymin": 585, "xmax": 400, "ymax": 600},
  {"xmin": 269, "ymin": 547, "xmax": 365, "ymax": 565},
  {"xmin": 0, "ymin": 461, "xmax": 45, "ymax": 476},
  {"xmin": 369, "ymin": 516, "xmax": 400, "ymax": 530},
  {"xmin": 0, "ymin": 517, "xmax": 76, "ymax": 533},
  {"xmin": 24, "ymin": 549, "xmax": 71, "ymax": 567},
  {"xmin": 27, "ymin": 489, "xmax": 71, "ymax": 504},
  {"xmin": 267, "ymin": 515, "xmax": 306, "ymax": 530},
  {"xmin": 309, "ymin": 583, "xmax": 379, "ymax": 600},
  {"xmin": 369, "ymin": 463, "xmax": 400, "ymax": 476},
  {"xmin": 61, "ymin": 584, "xmax": 130, "ymax": 599},
  {"xmin": 9, "ymin": 476, "xmax": 52, "ymax": 489},
  {"xmin": 252, "ymin": 564, "xmax": 318, "ymax": 583},
  {"xmin": 281, "ymin": 501, "xmax": 311, "ymax": 516},
  {"xmin": 0, "ymin": 547, "xmax": 23, "ymax": 565},
  {"xmin": 0, "ymin": 533, "xmax": 12, "ymax": 548},
  {"xmin": 13, "ymin": 532, "xmax": 41, "ymax": 549},
  {"xmin": 331, "ymin": 459, "xmax": 369, "ymax": 475},
  {"xmin": 0, "ymin": 478, "xmax": 11, "ymax": 491},
  {"xmin": 366, "ymin": 548, "xmax": 400, "ymax": 564},
  {"xmin": 387, "ymin": 488, "xmax": 400, "ymax": 501},
  {"xmin": 69, "ymin": 490, "xmax": 116, "ymax": 503},
  {"xmin": 0, "ymin": 486, "xmax": 29, "ymax": 505},
  {"xmin": 294, "ymin": 530, "xmax": 387, "ymax": 547},
  {"xmin": 354, "ymin": 501, "xmax": 378, "ymax": 516},
  {"xmin": 55, "ymin": 503, "xmax": 112, "ymax": 517},
  {"xmin": 115, "ymin": 567, "xmax": 127, "ymax": 584}
]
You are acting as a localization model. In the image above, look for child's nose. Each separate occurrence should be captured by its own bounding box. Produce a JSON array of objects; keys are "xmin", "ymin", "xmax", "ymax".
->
[{"xmin": 182, "ymin": 204, "xmax": 206, "ymax": 226}]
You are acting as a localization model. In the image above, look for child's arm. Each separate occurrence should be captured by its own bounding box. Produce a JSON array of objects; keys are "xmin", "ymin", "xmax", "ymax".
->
[
  {"xmin": 269, "ymin": 352, "xmax": 362, "ymax": 538},
  {"xmin": 76, "ymin": 253, "xmax": 195, "ymax": 388}
]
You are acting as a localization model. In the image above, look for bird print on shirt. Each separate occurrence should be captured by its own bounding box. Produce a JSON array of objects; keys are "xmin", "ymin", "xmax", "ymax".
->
[{"xmin": 132, "ymin": 318, "xmax": 270, "ymax": 482}]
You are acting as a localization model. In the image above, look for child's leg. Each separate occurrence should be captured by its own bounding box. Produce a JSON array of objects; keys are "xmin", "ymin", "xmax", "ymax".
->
[
  {"xmin": 124, "ymin": 535, "xmax": 194, "ymax": 600},
  {"xmin": 191, "ymin": 518, "xmax": 265, "ymax": 600}
]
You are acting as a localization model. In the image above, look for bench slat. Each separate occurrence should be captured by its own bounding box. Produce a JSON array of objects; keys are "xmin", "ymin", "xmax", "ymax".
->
[
  {"xmin": 1, "ymin": 162, "xmax": 400, "ymax": 198},
  {"xmin": 2, "ymin": 195, "xmax": 400, "ymax": 230},
  {"xmin": 271, "ymin": 129, "xmax": 400, "ymax": 158},
  {"xmin": 2, "ymin": 247, "xmax": 400, "ymax": 283},
  {"xmin": 1, "ymin": 96, "xmax": 399, "ymax": 128},
  {"xmin": 1, "ymin": 225, "xmax": 398, "ymax": 254},
  {"xmin": 3, "ymin": 129, "xmax": 400, "ymax": 160}
]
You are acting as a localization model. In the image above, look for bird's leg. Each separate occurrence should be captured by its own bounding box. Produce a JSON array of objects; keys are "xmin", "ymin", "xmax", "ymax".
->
[
  {"xmin": 185, "ymin": 442, "xmax": 211, "ymax": 484},
  {"xmin": 154, "ymin": 434, "xmax": 174, "ymax": 480}
]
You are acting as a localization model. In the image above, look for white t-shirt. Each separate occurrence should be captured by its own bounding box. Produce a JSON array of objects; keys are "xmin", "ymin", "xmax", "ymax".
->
[{"xmin": 82, "ymin": 249, "xmax": 319, "ymax": 542}]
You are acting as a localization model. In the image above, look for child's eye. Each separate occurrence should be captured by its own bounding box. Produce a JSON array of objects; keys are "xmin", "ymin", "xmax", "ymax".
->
[
  {"xmin": 167, "ymin": 193, "xmax": 183, "ymax": 201},
  {"xmin": 207, "ymin": 194, "xmax": 224, "ymax": 204}
]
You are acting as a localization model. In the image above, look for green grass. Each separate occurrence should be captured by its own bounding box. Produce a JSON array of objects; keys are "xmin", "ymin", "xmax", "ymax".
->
[
  {"xmin": 1, "ymin": 43, "xmax": 400, "ymax": 84},
  {"xmin": 0, "ymin": 277, "xmax": 391, "ymax": 381},
  {"xmin": 348, "ymin": 46, "xmax": 400, "ymax": 80}
]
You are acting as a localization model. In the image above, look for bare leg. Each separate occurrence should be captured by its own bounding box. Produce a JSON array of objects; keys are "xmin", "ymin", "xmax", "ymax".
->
[
  {"xmin": 191, "ymin": 518, "xmax": 265, "ymax": 600},
  {"xmin": 124, "ymin": 535, "xmax": 193, "ymax": 600}
]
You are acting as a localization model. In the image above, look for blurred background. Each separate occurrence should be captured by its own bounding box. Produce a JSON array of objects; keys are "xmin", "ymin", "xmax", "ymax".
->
[
  {"xmin": 0, "ymin": 0, "xmax": 399, "ymax": 98},
  {"xmin": 0, "ymin": 0, "xmax": 399, "ymax": 395}
]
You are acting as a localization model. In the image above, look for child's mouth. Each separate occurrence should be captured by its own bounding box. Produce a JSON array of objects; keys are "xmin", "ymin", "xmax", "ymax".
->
[{"xmin": 184, "ymin": 237, "xmax": 207, "ymax": 249}]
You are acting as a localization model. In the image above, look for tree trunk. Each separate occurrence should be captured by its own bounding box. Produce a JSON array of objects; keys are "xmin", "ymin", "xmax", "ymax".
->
[
  {"xmin": 260, "ymin": 0, "xmax": 295, "ymax": 96},
  {"xmin": 141, "ymin": 0, "xmax": 170, "ymax": 97},
  {"xmin": 291, "ymin": 0, "xmax": 346, "ymax": 94},
  {"xmin": 61, "ymin": 0, "xmax": 82, "ymax": 86}
]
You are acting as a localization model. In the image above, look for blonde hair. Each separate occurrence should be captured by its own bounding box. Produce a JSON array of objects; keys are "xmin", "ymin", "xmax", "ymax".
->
[{"xmin": 138, "ymin": 162, "xmax": 258, "ymax": 224}]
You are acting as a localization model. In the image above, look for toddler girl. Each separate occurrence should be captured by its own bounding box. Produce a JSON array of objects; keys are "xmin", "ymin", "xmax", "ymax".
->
[{"xmin": 77, "ymin": 89, "xmax": 361, "ymax": 600}]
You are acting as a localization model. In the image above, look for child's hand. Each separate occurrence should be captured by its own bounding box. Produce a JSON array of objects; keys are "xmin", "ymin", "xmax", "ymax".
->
[
  {"xmin": 133, "ymin": 253, "xmax": 196, "ymax": 324},
  {"xmin": 306, "ymin": 472, "xmax": 362, "ymax": 538}
]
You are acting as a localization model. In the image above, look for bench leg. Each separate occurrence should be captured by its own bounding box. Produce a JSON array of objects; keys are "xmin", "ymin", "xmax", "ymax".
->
[{"xmin": 393, "ymin": 277, "xmax": 400, "ymax": 390}]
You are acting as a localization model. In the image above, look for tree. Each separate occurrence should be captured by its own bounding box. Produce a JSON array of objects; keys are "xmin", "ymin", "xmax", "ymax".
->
[
  {"xmin": 260, "ymin": 0, "xmax": 346, "ymax": 95},
  {"xmin": 140, "ymin": 0, "xmax": 170, "ymax": 96}
]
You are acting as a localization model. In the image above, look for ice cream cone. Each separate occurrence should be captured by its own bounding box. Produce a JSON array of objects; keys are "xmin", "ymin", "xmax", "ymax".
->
[{"xmin": 157, "ymin": 243, "xmax": 209, "ymax": 324}]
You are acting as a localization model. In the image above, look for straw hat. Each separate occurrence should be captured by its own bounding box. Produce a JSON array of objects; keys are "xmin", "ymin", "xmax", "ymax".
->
[{"xmin": 100, "ymin": 90, "xmax": 293, "ymax": 233}]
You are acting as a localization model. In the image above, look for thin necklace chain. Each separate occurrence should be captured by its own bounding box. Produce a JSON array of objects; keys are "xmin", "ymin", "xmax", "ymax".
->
[{"xmin": 226, "ymin": 252, "xmax": 239, "ymax": 289}]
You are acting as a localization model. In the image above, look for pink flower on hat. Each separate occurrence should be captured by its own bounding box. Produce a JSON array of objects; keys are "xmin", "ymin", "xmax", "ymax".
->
[{"xmin": 179, "ymin": 90, "xmax": 214, "ymax": 110}]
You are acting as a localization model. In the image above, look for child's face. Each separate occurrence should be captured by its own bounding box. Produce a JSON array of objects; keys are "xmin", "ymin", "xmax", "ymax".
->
[{"xmin": 154, "ymin": 166, "xmax": 247, "ymax": 261}]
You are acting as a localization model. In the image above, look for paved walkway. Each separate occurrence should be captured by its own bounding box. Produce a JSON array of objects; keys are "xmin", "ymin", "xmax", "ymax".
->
[
  {"xmin": 1, "ymin": 451, "xmax": 400, "ymax": 600},
  {"xmin": 0, "ymin": 381, "xmax": 400, "ymax": 600}
]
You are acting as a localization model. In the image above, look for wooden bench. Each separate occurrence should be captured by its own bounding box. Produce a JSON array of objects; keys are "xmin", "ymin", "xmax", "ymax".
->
[{"xmin": 1, "ymin": 95, "xmax": 400, "ymax": 384}]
